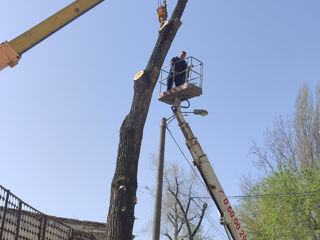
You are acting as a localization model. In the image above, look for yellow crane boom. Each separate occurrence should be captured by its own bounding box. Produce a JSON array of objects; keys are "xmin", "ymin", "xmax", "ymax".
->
[{"xmin": 0, "ymin": 0, "xmax": 104, "ymax": 71}]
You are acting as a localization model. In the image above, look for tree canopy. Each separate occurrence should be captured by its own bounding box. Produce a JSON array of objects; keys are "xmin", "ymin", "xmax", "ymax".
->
[{"xmin": 237, "ymin": 84, "xmax": 320, "ymax": 239}]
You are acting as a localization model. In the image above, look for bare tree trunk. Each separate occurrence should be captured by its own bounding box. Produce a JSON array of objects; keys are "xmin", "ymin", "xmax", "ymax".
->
[{"xmin": 106, "ymin": 1, "xmax": 188, "ymax": 239}]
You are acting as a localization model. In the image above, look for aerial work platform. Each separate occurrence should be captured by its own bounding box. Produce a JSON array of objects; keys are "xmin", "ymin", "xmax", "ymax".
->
[
  {"xmin": 158, "ymin": 56, "xmax": 203, "ymax": 105},
  {"xmin": 158, "ymin": 83, "xmax": 202, "ymax": 105}
]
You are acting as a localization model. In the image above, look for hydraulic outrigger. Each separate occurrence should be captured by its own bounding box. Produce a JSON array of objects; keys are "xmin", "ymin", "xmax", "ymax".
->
[
  {"xmin": 158, "ymin": 57, "xmax": 247, "ymax": 240},
  {"xmin": 0, "ymin": 0, "xmax": 104, "ymax": 71}
]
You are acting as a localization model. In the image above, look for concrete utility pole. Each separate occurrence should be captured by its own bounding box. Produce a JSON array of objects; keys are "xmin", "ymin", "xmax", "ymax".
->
[{"xmin": 152, "ymin": 117, "xmax": 167, "ymax": 240}]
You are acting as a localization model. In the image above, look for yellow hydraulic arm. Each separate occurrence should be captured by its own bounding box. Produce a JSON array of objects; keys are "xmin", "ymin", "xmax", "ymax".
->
[{"xmin": 0, "ymin": 0, "xmax": 104, "ymax": 71}]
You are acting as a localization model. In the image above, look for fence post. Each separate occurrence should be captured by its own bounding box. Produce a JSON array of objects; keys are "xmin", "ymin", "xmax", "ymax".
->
[
  {"xmin": 15, "ymin": 201, "xmax": 23, "ymax": 240},
  {"xmin": 37, "ymin": 216, "xmax": 43, "ymax": 240},
  {"xmin": 0, "ymin": 189, "xmax": 10, "ymax": 239},
  {"xmin": 69, "ymin": 228, "xmax": 74, "ymax": 240},
  {"xmin": 41, "ymin": 216, "xmax": 47, "ymax": 240}
]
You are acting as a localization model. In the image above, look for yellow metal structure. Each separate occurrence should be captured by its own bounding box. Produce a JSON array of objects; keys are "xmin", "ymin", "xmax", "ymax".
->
[
  {"xmin": 0, "ymin": 0, "xmax": 104, "ymax": 71},
  {"xmin": 0, "ymin": 41, "xmax": 21, "ymax": 71}
]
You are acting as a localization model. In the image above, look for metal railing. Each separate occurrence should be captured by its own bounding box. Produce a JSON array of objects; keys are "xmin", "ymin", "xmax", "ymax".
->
[
  {"xmin": 159, "ymin": 56, "xmax": 203, "ymax": 93},
  {"xmin": 0, "ymin": 185, "xmax": 96, "ymax": 240}
]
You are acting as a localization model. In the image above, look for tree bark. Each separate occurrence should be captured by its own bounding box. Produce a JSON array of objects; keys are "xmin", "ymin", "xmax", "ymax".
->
[{"xmin": 106, "ymin": 1, "xmax": 188, "ymax": 239}]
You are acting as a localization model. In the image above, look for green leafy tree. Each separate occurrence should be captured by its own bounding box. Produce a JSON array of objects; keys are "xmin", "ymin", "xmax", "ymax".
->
[
  {"xmin": 237, "ymin": 84, "xmax": 320, "ymax": 239},
  {"xmin": 238, "ymin": 167, "xmax": 320, "ymax": 239}
]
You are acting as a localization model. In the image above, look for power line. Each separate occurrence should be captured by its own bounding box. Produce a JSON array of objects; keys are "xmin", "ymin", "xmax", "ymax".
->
[
  {"xmin": 166, "ymin": 125, "xmax": 229, "ymax": 240},
  {"xmin": 228, "ymin": 190, "xmax": 320, "ymax": 199},
  {"xmin": 166, "ymin": 125, "xmax": 209, "ymax": 192},
  {"xmin": 166, "ymin": 125, "xmax": 320, "ymax": 201},
  {"xmin": 191, "ymin": 198, "xmax": 228, "ymax": 240},
  {"xmin": 165, "ymin": 123, "xmax": 320, "ymax": 239},
  {"xmin": 139, "ymin": 184, "xmax": 320, "ymax": 201},
  {"xmin": 207, "ymin": 216, "xmax": 229, "ymax": 240},
  {"xmin": 182, "ymin": 190, "xmax": 320, "ymax": 200}
]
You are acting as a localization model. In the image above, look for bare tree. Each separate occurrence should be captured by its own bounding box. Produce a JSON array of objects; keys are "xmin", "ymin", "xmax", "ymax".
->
[
  {"xmin": 162, "ymin": 164, "xmax": 209, "ymax": 240},
  {"xmin": 251, "ymin": 84, "xmax": 320, "ymax": 174},
  {"xmin": 105, "ymin": 1, "xmax": 189, "ymax": 239},
  {"xmin": 238, "ymin": 84, "xmax": 320, "ymax": 239}
]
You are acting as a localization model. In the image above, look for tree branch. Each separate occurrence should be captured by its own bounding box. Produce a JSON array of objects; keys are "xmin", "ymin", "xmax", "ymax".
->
[
  {"xmin": 164, "ymin": 233, "xmax": 173, "ymax": 240},
  {"xmin": 168, "ymin": 187, "xmax": 192, "ymax": 236},
  {"xmin": 191, "ymin": 203, "xmax": 208, "ymax": 237}
]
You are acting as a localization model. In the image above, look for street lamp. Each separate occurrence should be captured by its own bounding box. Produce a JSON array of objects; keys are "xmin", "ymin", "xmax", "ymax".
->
[
  {"xmin": 152, "ymin": 109, "xmax": 208, "ymax": 240},
  {"xmin": 193, "ymin": 109, "xmax": 208, "ymax": 116}
]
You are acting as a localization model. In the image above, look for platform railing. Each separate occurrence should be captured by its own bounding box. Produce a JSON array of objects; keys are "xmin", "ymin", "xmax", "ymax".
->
[
  {"xmin": 159, "ymin": 56, "xmax": 203, "ymax": 93},
  {"xmin": 0, "ymin": 184, "xmax": 96, "ymax": 240}
]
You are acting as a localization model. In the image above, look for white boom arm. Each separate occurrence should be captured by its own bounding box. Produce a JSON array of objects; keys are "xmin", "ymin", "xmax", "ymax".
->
[{"xmin": 172, "ymin": 100, "xmax": 247, "ymax": 240}]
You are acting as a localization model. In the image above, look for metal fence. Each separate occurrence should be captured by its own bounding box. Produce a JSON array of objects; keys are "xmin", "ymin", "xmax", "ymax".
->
[
  {"xmin": 159, "ymin": 56, "xmax": 203, "ymax": 93},
  {"xmin": 0, "ymin": 185, "xmax": 96, "ymax": 240}
]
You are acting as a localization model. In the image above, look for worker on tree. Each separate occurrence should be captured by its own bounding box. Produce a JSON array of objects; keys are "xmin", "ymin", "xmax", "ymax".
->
[{"xmin": 167, "ymin": 51, "xmax": 187, "ymax": 91}]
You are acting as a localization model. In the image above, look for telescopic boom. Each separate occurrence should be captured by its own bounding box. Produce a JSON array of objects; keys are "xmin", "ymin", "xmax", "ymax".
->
[{"xmin": 172, "ymin": 99, "xmax": 247, "ymax": 240}]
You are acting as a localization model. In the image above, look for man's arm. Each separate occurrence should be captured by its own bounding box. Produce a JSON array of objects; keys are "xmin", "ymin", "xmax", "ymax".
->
[{"xmin": 170, "ymin": 56, "xmax": 179, "ymax": 65}]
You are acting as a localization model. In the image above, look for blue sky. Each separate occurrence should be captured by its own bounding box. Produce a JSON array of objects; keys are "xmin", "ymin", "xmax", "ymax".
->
[{"xmin": 1, "ymin": 0, "xmax": 320, "ymax": 239}]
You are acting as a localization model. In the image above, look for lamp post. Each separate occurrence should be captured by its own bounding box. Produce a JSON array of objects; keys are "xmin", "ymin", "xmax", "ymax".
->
[
  {"xmin": 152, "ymin": 117, "xmax": 166, "ymax": 240},
  {"xmin": 152, "ymin": 109, "xmax": 208, "ymax": 240}
]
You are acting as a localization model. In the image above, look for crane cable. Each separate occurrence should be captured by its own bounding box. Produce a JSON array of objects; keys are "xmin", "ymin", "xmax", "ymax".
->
[{"xmin": 158, "ymin": 0, "xmax": 167, "ymax": 8}]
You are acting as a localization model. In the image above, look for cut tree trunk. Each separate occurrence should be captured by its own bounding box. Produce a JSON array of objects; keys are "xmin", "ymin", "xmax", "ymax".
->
[{"xmin": 105, "ymin": 1, "xmax": 189, "ymax": 239}]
